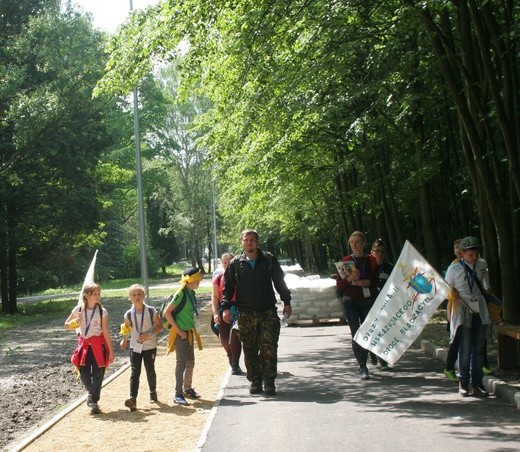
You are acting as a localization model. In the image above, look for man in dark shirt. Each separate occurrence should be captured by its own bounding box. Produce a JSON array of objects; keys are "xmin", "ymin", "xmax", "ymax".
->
[{"xmin": 221, "ymin": 229, "xmax": 292, "ymax": 396}]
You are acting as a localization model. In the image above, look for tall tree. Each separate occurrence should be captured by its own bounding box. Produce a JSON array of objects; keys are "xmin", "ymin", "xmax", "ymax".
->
[
  {"xmin": 0, "ymin": 6, "xmax": 116, "ymax": 312},
  {"xmin": 96, "ymin": 0, "xmax": 519, "ymax": 321},
  {"xmin": 401, "ymin": 0, "xmax": 520, "ymax": 321},
  {"xmin": 146, "ymin": 61, "xmax": 213, "ymax": 271}
]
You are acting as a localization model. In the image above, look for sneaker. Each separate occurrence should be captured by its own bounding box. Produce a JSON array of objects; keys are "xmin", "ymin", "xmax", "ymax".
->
[
  {"xmin": 149, "ymin": 392, "xmax": 158, "ymax": 403},
  {"xmin": 459, "ymin": 380, "xmax": 470, "ymax": 397},
  {"xmin": 231, "ymin": 363, "xmax": 244, "ymax": 375},
  {"xmin": 380, "ymin": 363, "xmax": 389, "ymax": 371},
  {"xmin": 125, "ymin": 397, "xmax": 137, "ymax": 412},
  {"xmin": 184, "ymin": 388, "xmax": 201, "ymax": 399},
  {"xmin": 444, "ymin": 369, "xmax": 458, "ymax": 382},
  {"xmin": 360, "ymin": 367, "xmax": 370, "ymax": 380},
  {"xmin": 249, "ymin": 381, "xmax": 263, "ymax": 394},
  {"xmin": 472, "ymin": 385, "xmax": 489, "ymax": 397},
  {"xmin": 482, "ymin": 366, "xmax": 492, "ymax": 375},
  {"xmin": 264, "ymin": 380, "xmax": 276, "ymax": 396},
  {"xmin": 90, "ymin": 402, "xmax": 101, "ymax": 414},
  {"xmin": 174, "ymin": 394, "xmax": 189, "ymax": 405}
]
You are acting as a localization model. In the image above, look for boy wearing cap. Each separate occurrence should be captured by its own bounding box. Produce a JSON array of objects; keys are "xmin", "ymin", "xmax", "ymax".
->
[
  {"xmin": 163, "ymin": 267, "xmax": 203, "ymax": 406},
  {"xmin": 444, "ymin": 236, "xmax": 491, "ymax": 397}
]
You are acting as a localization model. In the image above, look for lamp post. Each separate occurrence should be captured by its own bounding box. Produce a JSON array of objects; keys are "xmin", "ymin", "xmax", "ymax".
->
[
  {"xmin": 211, "ymin": 172, "xmax": 218, "ymax": 271},
  {"xmin": 130, "ymin": 0, "xmax": 149, "ymax": 293}
]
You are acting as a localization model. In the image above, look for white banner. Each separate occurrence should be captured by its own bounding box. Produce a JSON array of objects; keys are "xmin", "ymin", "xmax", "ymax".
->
[{"xmin": 353, "ymin": 240, "xmax": 450, "ymax": 365}]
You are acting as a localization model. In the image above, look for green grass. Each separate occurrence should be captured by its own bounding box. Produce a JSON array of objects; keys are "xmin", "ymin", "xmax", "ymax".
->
[
  {"xmin": 0, "ymin": 298, "xmax": 76, "ymax": 332},
  {"xmin": 0, "ymin": 281, "xmax": 213, "ymax": 333},
  {"xmin": 18, "ymin": 263, "xmax": 209, "ymax": 296}
]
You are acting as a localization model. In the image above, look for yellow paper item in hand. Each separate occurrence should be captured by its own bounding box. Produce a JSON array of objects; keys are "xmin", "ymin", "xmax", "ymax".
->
[
  {"xmin": 69, "ymin": 319, "xmax": 79, "ymax": 329},
  {"xmin": 119, "ymin": 323, "xmax": 132, "ymax": 336}
]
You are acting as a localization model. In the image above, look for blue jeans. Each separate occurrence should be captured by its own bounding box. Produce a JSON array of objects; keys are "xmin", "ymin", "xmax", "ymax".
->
[
  {"xmin": 458, "ymin": 314, "xmax": 486, "ymax": 386},
  {"xmin": 342, "ymin": 296, "xmax": 374, "ymax": 369}
]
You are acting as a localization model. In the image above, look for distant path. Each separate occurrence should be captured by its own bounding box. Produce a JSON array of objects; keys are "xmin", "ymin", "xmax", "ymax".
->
[{"xmin": 14, "ymin": 277, "xmax": 214, "ymax": 304}]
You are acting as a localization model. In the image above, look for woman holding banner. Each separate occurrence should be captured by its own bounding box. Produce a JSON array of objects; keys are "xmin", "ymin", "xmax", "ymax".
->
[{"xmin": 336, "ymin": 231, "xmax": 378, "ymax": 380}]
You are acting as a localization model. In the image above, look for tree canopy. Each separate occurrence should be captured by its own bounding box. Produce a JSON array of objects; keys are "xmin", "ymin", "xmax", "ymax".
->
[
  {"xmin": 1, "ymin": 1, "xmax": 518, "ymax": 323},
  {"xmin": 96, "ymin": 0, "xmax": 519, "ymax": 322}
]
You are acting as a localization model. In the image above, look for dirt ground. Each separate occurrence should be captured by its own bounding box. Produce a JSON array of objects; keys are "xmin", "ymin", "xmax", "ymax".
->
[{"xmin": 1, "ymin": 295, "xmax": 518, "ymax": 451}]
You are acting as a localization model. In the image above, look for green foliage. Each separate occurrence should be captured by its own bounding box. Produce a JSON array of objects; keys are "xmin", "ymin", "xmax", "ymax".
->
[
  {"xmin": 95, "ymin": 0, "xmax": 503, "ymax": 273},
  {"xmin": 3, "ymin": 0, "xmax": 518, "ymax": 318},
  {"xmin": 0, "ymin": 280, "xmax": 212, "ymax": 331},
  {"xmin": 0, "ymin": 7, "xmax": 121, "ymax": 298},
  {"xmin": 0, "ymin": 298, "xmax": 75, "ymax": 331}
]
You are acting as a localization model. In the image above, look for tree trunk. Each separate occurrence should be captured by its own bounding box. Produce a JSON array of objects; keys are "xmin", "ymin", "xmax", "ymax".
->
[
  {"xmin": 404, "ymin": 0, "xmax": 520, "ymax": 321},
  {"xmin": 0, "ymin": 206, "xmax": 9, "ymax": 313},
  {"xmin": 5, "ymin": 198, "xmax": 18, "ymax": 314}
]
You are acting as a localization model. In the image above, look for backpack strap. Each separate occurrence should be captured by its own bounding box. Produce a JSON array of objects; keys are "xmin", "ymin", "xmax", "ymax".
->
[
  {"xmin": 265, "ymin": 252, "xmax": 274, "ymax": 272},
  {"xmin": 460, "ymin": 260, "xmax": 486, "ymax": 295},
  {"xmin": 232, "ymin": 256, "xmax": 240, "ymax": 283},
  {"xmin": 173, "ymin": 290, "xmax": 188, "ymax": 319},
  {"xmin": 79, "ymin": 303, "xmax": 103, "ymax": 320},
  {"xmin": 126, "ymin": 306, "xmax": 155, "ymax": 326}
]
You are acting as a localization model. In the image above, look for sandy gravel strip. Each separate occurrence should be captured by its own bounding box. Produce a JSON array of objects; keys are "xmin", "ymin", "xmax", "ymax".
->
[{"xmin": 12, "ymin": 307, "xmax": 230, "ymax": 452}]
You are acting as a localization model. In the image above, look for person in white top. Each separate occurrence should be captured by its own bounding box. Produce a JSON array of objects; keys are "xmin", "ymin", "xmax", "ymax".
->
[
  {"xmin": 121, "ymin": 284, "xmax": 163, "ymax": 411},
  {"xmin": 445, "ymin": 236, "xmax": 491, "ymax": 398},
  {"xmin": 65, "ymin": 283, "xmax": 114, "ymax": 414}
]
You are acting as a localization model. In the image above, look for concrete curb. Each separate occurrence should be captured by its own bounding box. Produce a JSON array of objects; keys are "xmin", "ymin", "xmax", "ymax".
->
[{"xmin": 421, "ymin": 340, "xmax": 520, "ymax": 410}]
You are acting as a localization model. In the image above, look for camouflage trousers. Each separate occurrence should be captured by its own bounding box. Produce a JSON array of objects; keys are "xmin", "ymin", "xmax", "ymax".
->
[{"xmin": 237, "ymin": 309, "xmax": 281, "ymax": 383}]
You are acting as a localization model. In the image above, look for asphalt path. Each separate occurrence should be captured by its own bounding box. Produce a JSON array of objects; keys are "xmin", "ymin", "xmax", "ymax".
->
[{"xmin": 200, "ymin": 322, "xmax": 520, "ymax": 452}]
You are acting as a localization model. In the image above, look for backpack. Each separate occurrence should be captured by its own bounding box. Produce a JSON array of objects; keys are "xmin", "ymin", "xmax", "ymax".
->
[{"xmin": 159, "ymin": 290, "xmax": 187, "ymax": 329}]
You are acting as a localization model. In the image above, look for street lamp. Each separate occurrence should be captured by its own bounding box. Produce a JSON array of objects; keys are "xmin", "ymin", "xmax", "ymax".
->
[
  {"xmin": 212, "ymin": 171, "xmax": 218, "ymax": 271},
  {"xmin": 130, "ymin": 0, "xmax": 148, "ymax": 293}
]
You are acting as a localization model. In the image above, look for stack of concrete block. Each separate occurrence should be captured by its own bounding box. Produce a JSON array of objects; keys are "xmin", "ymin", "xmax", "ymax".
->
[{"xmin": 283, "ymin": 273, "xmax": 344, "ymax": 324}]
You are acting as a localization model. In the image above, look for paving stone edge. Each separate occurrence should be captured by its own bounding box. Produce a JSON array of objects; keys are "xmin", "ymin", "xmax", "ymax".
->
[{"xmin": 421, "ymin": 340, "xmax": 520, "ymax": 410}]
